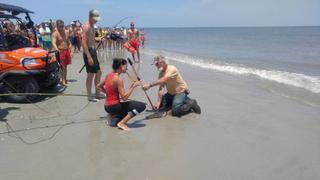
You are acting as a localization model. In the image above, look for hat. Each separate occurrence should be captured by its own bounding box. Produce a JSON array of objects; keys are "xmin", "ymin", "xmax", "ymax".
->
[{"xmin": 89, "ymin": 9, "xmax": 101, "ymax": 21}]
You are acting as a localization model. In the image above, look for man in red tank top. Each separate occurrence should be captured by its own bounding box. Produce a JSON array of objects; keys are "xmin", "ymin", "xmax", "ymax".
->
[{"xmin": 97, "ymin": 58, "xmax": 146, "ymax": 131}]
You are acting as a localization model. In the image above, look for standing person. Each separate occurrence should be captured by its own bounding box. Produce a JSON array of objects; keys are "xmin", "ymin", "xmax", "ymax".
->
[
  {"xmin": 36, "ymin": 25, "xmax": 41, "ymax": 46},
  {"xmin": 140, "ymin": 28, "xmax": 145, "ymax": 48},
  {"xmin": 69, "ymin": 22, "xmax": 78, "ymax": 52},
  {"xmin": 127, "ymin": 22, "xmax": 141, "ymax": 62},
  {"xmin": 52, "ymin": 20, "xmax": 73, "ymax": 86},
  {"xmin": 75, "ymin": 26, "xmax": 82, "ymax": 52},
  {"xmin": 39, "ymin": 22, "xmax": 52, "ymax": 51},
  {"xmin": 106, "ymin": 28, "xmax": 112, "ymax": 50},
  {"xmin": 82, "ymin": 9, "xmax": 104, "ymax": 102},
  {"xmin": 97, "ymin": 58, "xmax": 146, "ymax": 131},
  {"xmin": 143, "ymin": 55, "xmax": 201, "ymax": 116}
]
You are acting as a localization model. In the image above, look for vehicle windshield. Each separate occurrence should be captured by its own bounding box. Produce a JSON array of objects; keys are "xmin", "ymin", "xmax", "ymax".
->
[{"xmin": 0, "ymin": 13, "xmax": 33, "ymax": 51}]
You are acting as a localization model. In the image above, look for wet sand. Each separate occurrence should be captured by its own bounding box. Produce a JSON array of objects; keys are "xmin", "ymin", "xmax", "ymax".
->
[{"xmin": 0, "ymin": 49, "xmax": 320, "ymax": 180}]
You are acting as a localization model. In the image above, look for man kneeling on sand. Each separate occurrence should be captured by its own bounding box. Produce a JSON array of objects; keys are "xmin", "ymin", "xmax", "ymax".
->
[{"xmin": 143, "ymin": 55, "xmax": 201, "ymax": 116}]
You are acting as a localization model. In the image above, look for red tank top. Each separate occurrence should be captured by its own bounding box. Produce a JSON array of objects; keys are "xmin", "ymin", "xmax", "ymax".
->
[{"xmin": 105, "ymin": 72, "xmax": 120, "ymax": 106}]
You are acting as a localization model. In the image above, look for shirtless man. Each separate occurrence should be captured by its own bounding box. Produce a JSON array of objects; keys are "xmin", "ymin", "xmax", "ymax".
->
[
  {"xmin": 52, "ymin": 20, "xmax": 72, "ymax": 86},
  {"xmin": 69, "ymin": 22, "xmax": 77, "ymax": 52},
  {"xmin": 82, "ymin": 9, "xmax": 104, "ymax": 102},
  {"xmin": 127, "ymin": 22, "xmax": 140, "ymax": 62}
]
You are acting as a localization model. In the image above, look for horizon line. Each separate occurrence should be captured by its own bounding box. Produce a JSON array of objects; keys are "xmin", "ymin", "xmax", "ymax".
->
[{"xmin": 99, "ymin": 25, "xmax": 320, "ymax": 28}]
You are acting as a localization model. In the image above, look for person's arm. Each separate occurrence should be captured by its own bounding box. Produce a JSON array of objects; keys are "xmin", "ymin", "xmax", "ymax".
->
[
  {"xmin": 155, "ymin": 84, "xmax": 165, "ymax": 109},
  {"xmin": 143, "ymin": 70, "xmax": 177, "ymax": 91},
  {"xmin": 96, "ymin": 77, "xmax": 106, "ymax": 93},
  {"xmin": 127, "ymin": 30, "xmax": 132, "ymax": 41},
  {"xmin": 117, "ymin": 77, "xmax": 140, "ymax": 101},
  {"xmin": 81, "ymin": 25, "xmax": 94, "ymax": 65},
  {"xmin": 95, "ymin": 36, "xmax": 102, "ymax": 42},
  {"xmin": 67, "ymin": 31, "xmax": 73, "ymax": 56},
  {"xmin": 51, "ymin": 32, "xmax": 58, "ymax": 51}
]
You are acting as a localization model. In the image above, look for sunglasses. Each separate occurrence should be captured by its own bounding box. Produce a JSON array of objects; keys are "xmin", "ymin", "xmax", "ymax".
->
[{"xmin": 154, "ymin": 61, "xmax": 161, "ymax": 66}]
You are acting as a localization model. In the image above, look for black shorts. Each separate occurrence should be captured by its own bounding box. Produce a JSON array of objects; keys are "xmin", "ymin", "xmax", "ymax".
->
[
  {"xmin": 83, "ymin": 48, "xmax": 100, "ymax": 73},
  {"xmin": 104, "ymin": 101, "xmax": 146, "ymax": 119},
  {"xmin": 70, "ymin": 36, "xmax": 77, "ymax": 46}
]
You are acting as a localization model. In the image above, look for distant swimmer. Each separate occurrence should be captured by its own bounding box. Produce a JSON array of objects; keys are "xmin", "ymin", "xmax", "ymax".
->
[
  {"xmin": 97, "ymin": 58, "xmax": 146, "ymax": 131},
  {"xmin": 143, "ymin": 55, "xmax": 201, "ymax": 117},
  {"xmin": 82, "ymin": 9, "xmax": 104, "ymax": 102},
  {"xmin": 52, "ymin": 20, "xmax": 72, "ymax": 86},
  {"xmin": 127, "ymin": 22, "xmax": 141, "ymax": 63}
]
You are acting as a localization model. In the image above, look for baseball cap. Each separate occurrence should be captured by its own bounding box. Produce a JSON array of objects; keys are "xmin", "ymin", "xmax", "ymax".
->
[{"xmin": 89, "ymin": 9, "xmax": 101, "ymax": 21}]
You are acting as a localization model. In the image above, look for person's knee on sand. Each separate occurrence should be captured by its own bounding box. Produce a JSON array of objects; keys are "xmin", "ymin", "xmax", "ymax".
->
[
  {"xmin": 98, "ymin": 58, "xmax": 145, "ymax": 131},
  {"xmin": 117, "ymin": 101, "xmax": 146, "ymax": 131},
  {"xmin": 143, "ymin": 55, "xmax": 201, "ymax": 117},
  {"xmin": 171, "ymin": 93, "xmax": 191, "ymax": 117}
]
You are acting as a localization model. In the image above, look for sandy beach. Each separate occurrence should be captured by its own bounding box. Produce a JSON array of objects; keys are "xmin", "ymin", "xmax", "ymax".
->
[{"xmin": 1, "ymin": 49, "xmax": 320, "ymax": 180}]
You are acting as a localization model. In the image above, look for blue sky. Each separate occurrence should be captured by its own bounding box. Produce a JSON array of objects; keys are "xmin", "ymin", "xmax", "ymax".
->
[{"xmin": 2, "ymin": 0, "xmax": 320, "ymax": 27}]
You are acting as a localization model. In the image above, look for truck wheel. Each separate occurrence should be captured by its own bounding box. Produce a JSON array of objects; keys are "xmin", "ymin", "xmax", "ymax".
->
[
  {"xmin": 45, "ymin": 79, "xmax": 60, "ymax": 89},
  {"xmin": 3, "ymin": 76, "xmax": 40, "ymax": 103}
]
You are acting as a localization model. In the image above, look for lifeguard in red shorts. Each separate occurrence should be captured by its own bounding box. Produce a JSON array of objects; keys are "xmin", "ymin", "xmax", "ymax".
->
[
  {"xmin": 127, "ymin": 22, "xmax": 141, "ymax": 63},
  {"xmin": 52, "ymin": 20, "xmax": 73, "ymax": 86}
]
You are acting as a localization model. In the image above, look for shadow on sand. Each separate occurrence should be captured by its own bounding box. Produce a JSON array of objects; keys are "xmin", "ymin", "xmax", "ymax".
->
[
  {"xmin": 128, "ymin": 120, "xmax": 146, "ymax": 129},
  {"xmin": 0, "ymin": 107, "xmax": 20, "ymax": 121},
  {"xmin": 1, "ymin": 83, "xmax": 66, "ymax": 104}
]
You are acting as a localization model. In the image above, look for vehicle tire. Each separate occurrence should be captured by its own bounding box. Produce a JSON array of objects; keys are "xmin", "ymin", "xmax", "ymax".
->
[
  {"xmin": 44, "ymin": 79, "xmax": 60, "ymax": 89},
  {"xmin": 3, "ymin": 76, "xmax": 40, "ymax": 103}
]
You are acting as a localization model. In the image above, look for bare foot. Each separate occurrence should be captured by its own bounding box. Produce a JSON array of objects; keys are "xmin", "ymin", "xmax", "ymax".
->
[
  {"xmin": 117, "ymin": 122, "xmax": 130, "ymax": 131},
  {"xmin": 166, "ymin": 110, "xmax": 172, "ymax": 116}
]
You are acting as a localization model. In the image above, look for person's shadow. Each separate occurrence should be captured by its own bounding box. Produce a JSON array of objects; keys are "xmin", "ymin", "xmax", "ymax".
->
[{"xmin": 0, "ymin": 107, "xmax": 20, "ymax": 122}]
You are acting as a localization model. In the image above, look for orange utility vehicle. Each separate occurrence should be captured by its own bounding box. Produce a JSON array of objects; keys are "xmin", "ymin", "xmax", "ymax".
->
[{"xmin": 0, "ymin": 3, "xmax": 60, "ymax": 102}]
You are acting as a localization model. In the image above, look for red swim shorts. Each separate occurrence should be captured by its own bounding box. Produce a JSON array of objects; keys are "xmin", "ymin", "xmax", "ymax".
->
[
  {"xmin": 129, "ymin": 39, "xmax": 140, "ymax": 51},
  {"xmin": 59, "ymin": 49, "xmax": 71, "ymax": 67}
]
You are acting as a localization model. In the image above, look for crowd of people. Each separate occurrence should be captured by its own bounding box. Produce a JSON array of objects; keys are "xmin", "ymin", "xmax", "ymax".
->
[
  {"xmin": 2, "ymin": 9, "xmax": 200, "ymax": 131},
  {"xmin": 31, "ymin": 15, "xmax": 145, "ymax": 87},
  {"xmin": 81, "ymin": 10, "xmax": 200, "ymax": 131},
  {"xmin": 34, "ymin": 19, "xmax": 146, "ymax": 53}
]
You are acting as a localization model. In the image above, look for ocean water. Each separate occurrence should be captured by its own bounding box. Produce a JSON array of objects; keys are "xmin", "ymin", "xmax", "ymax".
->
[{"xmin": 143, "ymin": 27, "xmax": 320, "ymax": 94}]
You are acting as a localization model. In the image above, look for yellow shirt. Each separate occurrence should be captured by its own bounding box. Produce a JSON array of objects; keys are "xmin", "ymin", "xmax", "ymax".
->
[{"xmin": 159, "ymin": 65, "xmax": 188, "ymax": 95}]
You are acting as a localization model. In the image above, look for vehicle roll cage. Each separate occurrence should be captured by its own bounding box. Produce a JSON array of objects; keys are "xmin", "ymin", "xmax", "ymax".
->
[{"xmin": 0, "ymin": 3, "xmax": 37, "ymax": 47}]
